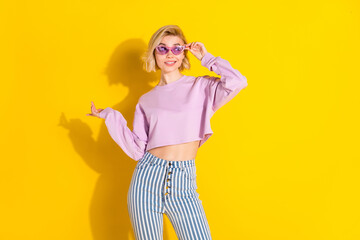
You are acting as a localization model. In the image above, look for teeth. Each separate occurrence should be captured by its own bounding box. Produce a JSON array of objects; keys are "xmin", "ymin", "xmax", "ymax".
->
[{"xmin": 165, "ymin": 61, "xmax": 176, "ymax": 63}]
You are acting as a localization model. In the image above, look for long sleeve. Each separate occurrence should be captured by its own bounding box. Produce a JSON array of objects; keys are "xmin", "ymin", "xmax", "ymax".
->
[
  {"xmin": 99, "ymin": 102, "xmax": 149, "ymax": 161},
  {"xmin": 201, "ymin": 52, "xmax": 248, "ymax": 112}
]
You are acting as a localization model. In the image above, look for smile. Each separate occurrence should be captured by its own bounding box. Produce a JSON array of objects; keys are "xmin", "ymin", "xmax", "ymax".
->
[{"xmin": 165, "ymin": 61, "xmax": 177, "ymax": 66}]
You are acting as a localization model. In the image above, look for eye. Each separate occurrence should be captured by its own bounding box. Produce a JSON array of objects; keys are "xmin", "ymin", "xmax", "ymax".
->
[{"xmin": 158, "ymin": 46, "xmax": 167, "ymax": 52}]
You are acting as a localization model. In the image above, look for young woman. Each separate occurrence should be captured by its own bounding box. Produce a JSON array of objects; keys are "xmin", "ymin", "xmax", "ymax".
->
[{"xmin": 87, "ymin": 25, "xmax": 248, "ymax": 239}]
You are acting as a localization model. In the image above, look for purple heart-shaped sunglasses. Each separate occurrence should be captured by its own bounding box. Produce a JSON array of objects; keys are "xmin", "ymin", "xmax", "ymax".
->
[{"xmin": 155, "ymin": 45, "xmax": 188, "ymax": 55}]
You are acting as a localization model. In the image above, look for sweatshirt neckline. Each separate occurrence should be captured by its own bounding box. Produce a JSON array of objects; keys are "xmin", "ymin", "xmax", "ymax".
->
[{"xmin": 155, "ymin": 75, "xmax": 187, "ymax": 89}]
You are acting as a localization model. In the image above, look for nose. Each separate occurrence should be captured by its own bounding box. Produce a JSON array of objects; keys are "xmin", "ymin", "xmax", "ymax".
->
[{"xmin": 166, "ymin": 50, "xmax": 175, "ymax": 58}]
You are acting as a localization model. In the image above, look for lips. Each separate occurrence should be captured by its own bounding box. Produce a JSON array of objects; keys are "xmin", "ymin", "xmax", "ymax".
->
[{"xmin": 164, "ymin": 61, "xmax": 177, "ymax": 66}]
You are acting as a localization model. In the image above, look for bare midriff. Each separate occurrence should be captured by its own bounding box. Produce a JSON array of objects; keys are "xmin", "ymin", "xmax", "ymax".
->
[{"xmin": 148, "ymin": 140, "xmax": 201, "ymax": 161}]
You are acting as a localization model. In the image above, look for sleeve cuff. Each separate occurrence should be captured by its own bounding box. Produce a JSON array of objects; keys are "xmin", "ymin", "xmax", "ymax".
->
[
  {"xmin": 99, "ymin": 107, "xmax": 113, "ymax": 119},
  {"xmin": 201, "ymin": 52, "xmax": 216, "ymax": 68}
]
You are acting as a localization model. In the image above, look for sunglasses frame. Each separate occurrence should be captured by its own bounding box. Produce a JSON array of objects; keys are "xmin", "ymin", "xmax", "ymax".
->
[{"xmin": 155, "ymin": 45, "xmax": 188, "ymax": 55}]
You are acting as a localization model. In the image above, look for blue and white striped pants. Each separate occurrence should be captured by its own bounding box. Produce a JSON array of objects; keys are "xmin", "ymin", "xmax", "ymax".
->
[{"xmin": 127, "ymin": 151, "xmax": 212, "ymax": 240}]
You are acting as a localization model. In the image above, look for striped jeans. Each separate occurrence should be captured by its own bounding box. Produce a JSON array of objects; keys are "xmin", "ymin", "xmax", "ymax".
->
[{"xmin": 127, "ymin": 151, "xmax": 212, "ymax": 240}]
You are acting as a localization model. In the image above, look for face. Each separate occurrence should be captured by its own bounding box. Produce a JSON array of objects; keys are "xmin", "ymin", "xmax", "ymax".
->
[{"xmin": 154, "ymin": 35, "xmax": 186, "ymax": 73}]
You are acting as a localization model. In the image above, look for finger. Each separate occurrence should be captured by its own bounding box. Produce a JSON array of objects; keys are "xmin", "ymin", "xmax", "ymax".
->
[
  {"xmin": 192, "ymin": 42, "xmax": 197, "ymax": 50},
  {"xmin": 194, "ymin": 42, "xmax": 199, "ymax": 50},
  {"xmin": 185, "ymin": 44, "xmax": 192, "ymax": 51}
]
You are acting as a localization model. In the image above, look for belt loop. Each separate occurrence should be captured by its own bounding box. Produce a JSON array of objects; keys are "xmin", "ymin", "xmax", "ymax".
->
[
  {"xmin": 181, "ymin": 161, "xmax": 184, "ymax": 171},
  {"xmin": 150, "ymin": 156, "xmax": 155, "ymax": 165}
]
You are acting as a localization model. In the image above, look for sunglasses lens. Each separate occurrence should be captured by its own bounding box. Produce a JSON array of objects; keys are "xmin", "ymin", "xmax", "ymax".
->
[
  {"xmin": 172, "ymin": 46, "xmax": 184, "ymax": 55},
  {"xmin": 156, "ymin": 46, "xmax": 168, "ymax": 55}
]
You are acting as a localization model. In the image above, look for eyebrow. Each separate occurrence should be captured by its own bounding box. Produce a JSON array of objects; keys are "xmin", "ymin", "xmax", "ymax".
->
[{"xmin": 159, "ymin": 43, "xmax": 181, "ymax": 46}]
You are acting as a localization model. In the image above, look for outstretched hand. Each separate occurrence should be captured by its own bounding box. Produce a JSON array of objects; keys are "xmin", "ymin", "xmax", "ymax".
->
[
  {"xmin": 184, "ymin": 42, "xmax": 208, "ymax": 61},
  {"xmin": 86, "ymin": 101, "xmax": 103, "ymax": 118}
]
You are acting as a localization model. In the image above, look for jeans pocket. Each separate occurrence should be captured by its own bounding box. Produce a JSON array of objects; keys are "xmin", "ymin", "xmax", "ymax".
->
[
  {"xmin": 135, "ymin": 159, "xmax": 149, "ymax": 170},
  {"xmin": 182, "ymin": 166, "xmax": 197, "ymax": 180}
]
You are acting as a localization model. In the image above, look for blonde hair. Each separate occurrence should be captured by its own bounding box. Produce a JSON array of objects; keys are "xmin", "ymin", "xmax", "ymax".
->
[{"xmin": 141, "ymin": 25, "xmax": 190, "ymax": 73}]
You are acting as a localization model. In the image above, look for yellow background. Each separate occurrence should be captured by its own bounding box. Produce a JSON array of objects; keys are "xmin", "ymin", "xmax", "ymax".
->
[{"xmin": 1, "ymin": 0, "xmax": 359, "ymax": 239}]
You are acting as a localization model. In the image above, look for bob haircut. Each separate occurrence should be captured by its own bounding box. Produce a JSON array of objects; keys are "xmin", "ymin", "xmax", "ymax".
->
[{"xmin": 141, "ymin": 25, "xmax": 191, "ymax": 73}]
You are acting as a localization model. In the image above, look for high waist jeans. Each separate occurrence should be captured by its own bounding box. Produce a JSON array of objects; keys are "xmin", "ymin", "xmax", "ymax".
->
[{"xmin": 127, "ymin": 151, "xmax": 212, "ymax": 240}]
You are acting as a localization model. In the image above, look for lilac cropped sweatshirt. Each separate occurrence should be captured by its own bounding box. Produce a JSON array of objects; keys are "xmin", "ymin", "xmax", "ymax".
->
[{"xmin": 99, "ymin": 52, "xmax": 248, "ymax": 161}]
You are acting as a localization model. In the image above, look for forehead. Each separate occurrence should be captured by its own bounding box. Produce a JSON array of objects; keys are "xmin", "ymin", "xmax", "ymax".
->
[{"xmin": 159, "ymin": 35, "xmax": 184, "ymax": 46}]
